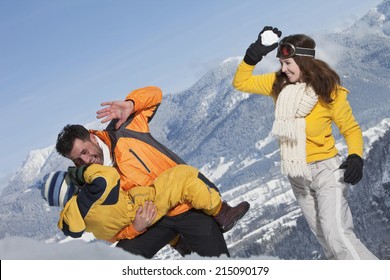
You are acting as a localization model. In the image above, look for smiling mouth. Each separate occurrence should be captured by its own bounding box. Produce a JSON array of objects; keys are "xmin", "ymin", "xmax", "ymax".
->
[{"xmin": 94, "ymin": 156, "xmax": 104, "ymax": 165}]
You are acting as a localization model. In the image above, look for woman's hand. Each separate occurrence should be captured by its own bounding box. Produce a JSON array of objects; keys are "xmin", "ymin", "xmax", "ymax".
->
[
  {"xmin": 244, "ymin": 26, "xmax": 282, "ymax": 65},
  {"xmin": 132, "ymin": 201, "xmax": 157, "ymax": 232},
  {"xmin": 339, "ymin": 154, "xmax": 363, "ymax": 185},
  {"xmin": 96, "ymin": 100, "xmax": 134, "ymax": 129}
]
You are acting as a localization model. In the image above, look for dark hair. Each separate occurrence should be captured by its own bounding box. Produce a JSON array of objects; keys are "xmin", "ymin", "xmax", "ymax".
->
[
  {"xmin": 56, "ymin": 124, "xmax": 90, "ymax": 157},
  {"xmin": 272, "ymin": 34, "xmax": 340, "ymax": 104}
]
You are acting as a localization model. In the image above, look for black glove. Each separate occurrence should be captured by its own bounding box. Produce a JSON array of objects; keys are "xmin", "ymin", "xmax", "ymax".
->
[
  {"xmin": 244, "ymin": 26, "xmax": 282, "ymax": 65},
  {"xmin": 67, "ymin": 165, "xmax": 88, "ymax": 187},
  {"xmin": 339, "ymin": 154, "xmax": 363, "ymax": 185}
]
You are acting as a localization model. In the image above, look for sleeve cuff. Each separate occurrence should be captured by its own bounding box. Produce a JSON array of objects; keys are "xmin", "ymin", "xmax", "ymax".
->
[{"xmin": 115, "ymin": 224, "xmax": 146, "ymax": 240}]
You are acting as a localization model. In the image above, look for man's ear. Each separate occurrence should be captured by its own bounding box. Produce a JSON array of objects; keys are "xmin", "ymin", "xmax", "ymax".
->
[{"xmin": 90, "ymin": 133, "xmax": 98, "ymax": 144}]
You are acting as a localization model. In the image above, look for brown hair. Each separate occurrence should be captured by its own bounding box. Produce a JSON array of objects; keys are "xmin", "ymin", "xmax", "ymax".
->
[
  {"xmin": 56, "ymin": 124, "xmax": 90, "ymax": 157},
  {"xmin": 272, "ymin": 34, "xmax": 340, "ymax": 104}
]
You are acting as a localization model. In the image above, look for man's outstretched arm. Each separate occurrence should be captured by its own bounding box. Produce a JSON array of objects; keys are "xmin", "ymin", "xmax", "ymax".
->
[{"xmin": 97, "ymin": 86, "xmax": 163, "ymax": 129}]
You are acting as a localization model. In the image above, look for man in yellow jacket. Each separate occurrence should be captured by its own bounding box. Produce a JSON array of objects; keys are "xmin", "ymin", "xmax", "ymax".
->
[
  {"xmin": 42, "ymin": 164, "xmax": 248, "ymax": 251},
  {"xmin": 55, "ymin": 86, "xmax": 249, "ymax": 258}
]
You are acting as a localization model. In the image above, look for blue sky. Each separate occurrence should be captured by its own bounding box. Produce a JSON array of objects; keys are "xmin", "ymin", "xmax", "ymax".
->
[{"xmin": 0, "ymin": 0, "xmax": 383, "ymax": 186}]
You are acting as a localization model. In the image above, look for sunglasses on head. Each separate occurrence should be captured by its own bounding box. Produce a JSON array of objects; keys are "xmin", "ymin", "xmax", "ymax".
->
[{"xmin": 277, "ymin": 43, "xmax": 315, "ymax": 59}]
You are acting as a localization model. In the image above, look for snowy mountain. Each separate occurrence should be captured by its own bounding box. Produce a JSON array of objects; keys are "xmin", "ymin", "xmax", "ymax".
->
[
  {"xmin": 331, "ymin": 0, "xmax": 390, "ymax": 131},
  {"xmin": 1, "ymin": 0, "xmax": 390, "ymax": 260}
]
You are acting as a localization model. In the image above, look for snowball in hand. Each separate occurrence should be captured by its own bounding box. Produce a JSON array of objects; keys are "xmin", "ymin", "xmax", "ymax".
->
[{"xmin": 261, "ymin": 30, "xmax": 280, "ymax": 46}]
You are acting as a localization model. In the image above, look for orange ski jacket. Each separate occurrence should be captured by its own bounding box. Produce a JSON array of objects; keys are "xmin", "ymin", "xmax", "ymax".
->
[{"xmin": 90, "ymin": 86, "xmax": 192, "ymax": 238}]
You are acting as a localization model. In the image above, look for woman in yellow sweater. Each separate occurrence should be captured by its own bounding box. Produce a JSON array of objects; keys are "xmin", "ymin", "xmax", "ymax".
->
[{"xmin": 232, "ymin": 26, "xmax": 377, "ymax": 260}]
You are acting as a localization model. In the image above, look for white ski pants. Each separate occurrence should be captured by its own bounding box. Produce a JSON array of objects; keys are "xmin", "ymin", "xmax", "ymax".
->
[{"xmin": 288, "ymin": 155, "xmax": 378, "ymax": 260}]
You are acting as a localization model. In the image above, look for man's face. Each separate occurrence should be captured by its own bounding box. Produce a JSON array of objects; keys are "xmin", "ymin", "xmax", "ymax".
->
[{"xmin": 68, "ymin": 134, "xmax": 104, "ymax": 166}]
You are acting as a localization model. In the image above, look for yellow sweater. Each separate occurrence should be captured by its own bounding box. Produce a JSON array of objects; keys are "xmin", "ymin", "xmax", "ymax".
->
[{"xmin": 232, "ymin": 61, "xmax": 363, "ymax": 163}]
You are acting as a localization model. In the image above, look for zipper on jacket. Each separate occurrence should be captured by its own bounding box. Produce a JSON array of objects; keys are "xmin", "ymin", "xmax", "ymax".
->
[{"xmin": 129, "ymin": 149, "xmax": 151, "ymax": 173}]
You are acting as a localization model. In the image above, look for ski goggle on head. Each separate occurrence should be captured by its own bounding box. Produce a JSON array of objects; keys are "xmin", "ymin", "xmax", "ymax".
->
[{"xmin": 277, "ymin": 43, "xmax": 315, "ymax": 59}]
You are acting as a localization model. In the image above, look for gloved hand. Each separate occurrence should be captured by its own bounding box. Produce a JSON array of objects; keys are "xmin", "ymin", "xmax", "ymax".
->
[
  {"xmin": 244, "ymin": 26, "xmax": 282, "ymax": 65},
  {"xmin": 339, "ymin": 154, "xmax": 363, "ymax": 185},
  {"xmin": 67, "ymin": 165, "xmax": 88, "ymax": 187}
]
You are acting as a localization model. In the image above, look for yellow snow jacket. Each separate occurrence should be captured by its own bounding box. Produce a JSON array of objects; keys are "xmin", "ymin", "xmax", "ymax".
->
[
  {"xmin": 232, "ymin": 61, "xmax": 363, "ymax": 162},
  {"xmin": 58, "ymin": 164, "xmax": 221, "ymax": 241}
]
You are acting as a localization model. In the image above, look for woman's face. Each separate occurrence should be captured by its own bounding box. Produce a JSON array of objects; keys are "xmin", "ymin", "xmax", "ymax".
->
[{"xmin": 280, "ymin": 58, "xmax": 301, "ymax": 83}]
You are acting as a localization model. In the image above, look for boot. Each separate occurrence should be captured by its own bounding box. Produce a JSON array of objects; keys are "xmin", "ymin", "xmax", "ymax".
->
[{"xmin": 214, "ymin": 201, "xmax": 250, "ymax": 233}]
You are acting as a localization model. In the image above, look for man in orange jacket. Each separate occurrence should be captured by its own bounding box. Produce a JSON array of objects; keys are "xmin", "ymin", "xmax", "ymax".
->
[{"xmin": 56, "ymin": 86, "xmax": 249, "ymax": 258}]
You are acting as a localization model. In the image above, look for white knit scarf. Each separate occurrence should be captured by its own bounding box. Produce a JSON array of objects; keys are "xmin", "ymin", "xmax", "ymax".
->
[{"xmin": 271, "ymin": 83, "xmax": 318, "ymax": 179}]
